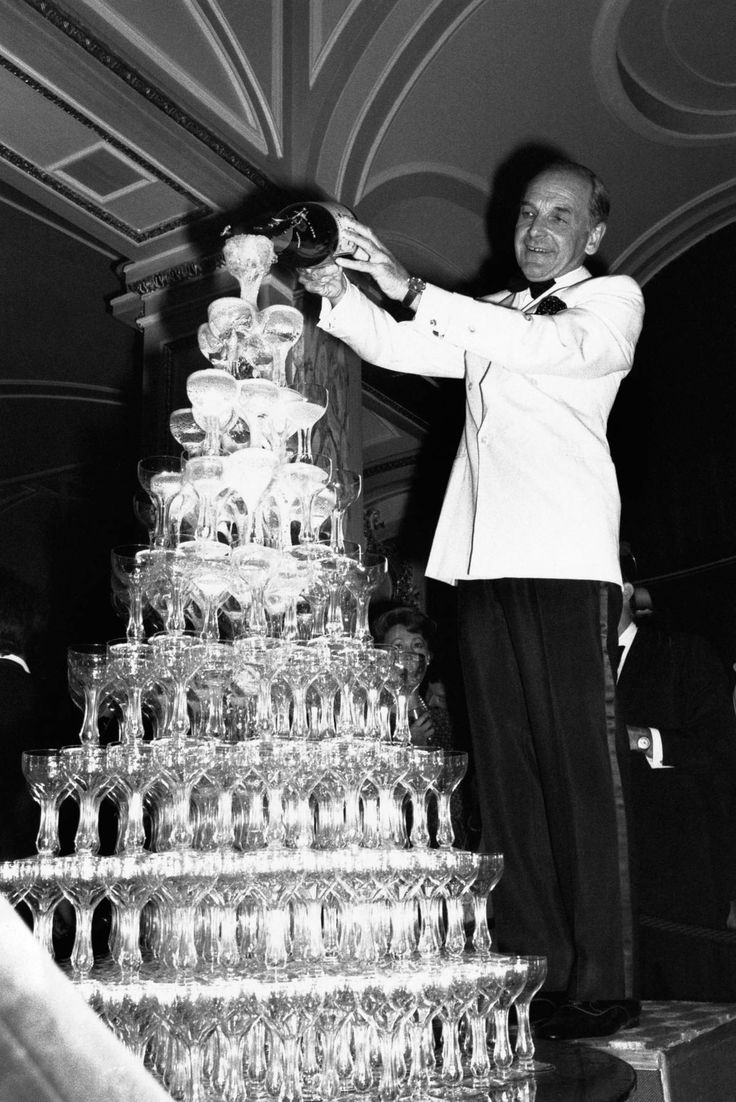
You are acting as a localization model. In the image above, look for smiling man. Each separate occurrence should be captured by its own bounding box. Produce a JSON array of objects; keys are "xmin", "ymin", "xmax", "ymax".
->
[
  {"xmin": 297, "ymin": 159, "xmax": 645, "ymax": 1039},
  {"xmin": 514, "ymin": 162, "xmax": 607, "ymax": 284}
]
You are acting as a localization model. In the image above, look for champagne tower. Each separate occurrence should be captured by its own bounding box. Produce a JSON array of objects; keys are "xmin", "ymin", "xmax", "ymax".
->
[{"xmin": 0, "ymin": 232, "xmax": 545, "ymax": 1101}]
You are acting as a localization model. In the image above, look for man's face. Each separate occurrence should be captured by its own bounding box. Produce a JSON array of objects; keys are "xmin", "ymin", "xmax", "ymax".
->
[{"xmin": 514, "ymin": 168, "xmax": 606, "ymax": 282}]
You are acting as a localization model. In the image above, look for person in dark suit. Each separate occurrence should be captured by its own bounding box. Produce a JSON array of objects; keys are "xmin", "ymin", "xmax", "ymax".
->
[
  {"xmin": 616, "ymin": 554, "xmax": 736, "ymax": 999},
  {"xmin": 0, "ymin": 568, "xmax": 46, "ymax": 861}
]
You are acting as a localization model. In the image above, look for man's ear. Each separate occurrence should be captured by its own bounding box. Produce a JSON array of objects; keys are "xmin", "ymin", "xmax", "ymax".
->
[
  {"xmin": 585, "ymin": 222, "xmax": 606, "ymax": 256},
  {"xmin": 622, "ymin": 581, "xmax": 635, "ymax": 605}
]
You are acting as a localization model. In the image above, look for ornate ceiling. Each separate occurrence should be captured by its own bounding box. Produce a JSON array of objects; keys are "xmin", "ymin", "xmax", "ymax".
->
[
  {"xmin": 2, "ymin": 0, "xmax": 734, "ymax": 278},
  {"xmin": 1, "ymin": 0, "xmax": 734, "ymax": 541}
]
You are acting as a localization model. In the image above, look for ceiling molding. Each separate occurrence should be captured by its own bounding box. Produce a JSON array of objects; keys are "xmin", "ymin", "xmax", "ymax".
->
[
  {"xmin": 592, "ymin": 0, "xmax": 736, "ymax": 144},
  {"xmin": 612, "ymin": 177, "xmax": 736, "ymax": 285},
  {"xmin": 21, "ymin": 0, "xmax": 280, "ymax": 188},
  {"xmin": 0, "ymin": 54, "xmax": 209, "ymax": 243}
]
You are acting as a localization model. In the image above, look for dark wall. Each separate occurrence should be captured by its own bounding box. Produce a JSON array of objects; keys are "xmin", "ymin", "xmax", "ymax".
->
[
  {"xmin": 610, "ymin": 222, "xmax": 736, "ymax": 666},
  {"xmin": 0, "ymin": 200, "xmax": 141, "ymax": 739}
]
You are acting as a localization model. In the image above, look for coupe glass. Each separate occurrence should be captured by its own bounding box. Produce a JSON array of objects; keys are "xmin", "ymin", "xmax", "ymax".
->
[
  {"xmin": 327, "ymin": 467, "xmax": 362, "ymax": 552},
  {"xmin": 238, "ymin": 378, "xmax": 280, "ymax": 450},
  {"xmin": 222, "ymin": 233, "xmax": 275, "ymax": 308},
  {"xmin": 179, "ymin": 539, "xmax": 233, "ymax": 640},
  {"xmin": 207, "ymin": 297, "xmax": 258, "ymax": 375},
  {"xmin": 343, "ymin": 552, "xmax": 389, "ymax": 641},
  {"xmin": 400, "ymin": 748, "xmax": 443, "ymax": 849},
  {"xmin": 191, "ymin": 640, "xmax": 235, "ymax": 741},
  {"xmin": 469, "ymin": 852, "xmax": 504, "ymax": 955},
  {"xmin": 149, "ymin": 631, "xmax": 207, "ymax": 742},
  {"xmin": 274, "ymin": 454, "xmax": 331, "ymax": 545},
  {"xmin": 465, "ymin": 967, "xmax": 503, "ymax": 1090},
  {"xmin": 110, "ymin": 543, "xmax": 149, "ymax": 642},
  {"xmin": 186, "ymin": 368, "xmax": 240, "ymax": 455},
  {"xmin": 432, "ymin": 750, "xmax": 468, "ymax": 848},
  {"xmin": 105, "ymin": 741, "xmax": 157, "ymax": 853},
  {"xmin": 62, "ymin": 744, "xmax": 112, "ymax": 855},
  {"xmin": 106, "ymin": 852, "xmax": 159, "ymax": 979},
  {"xmin": 169, "ymin": 407, "xmax": 206, "ymax": 459},
  {"xmin": 231, "ymin": 544, "xmax": 282, "ymax": 637},
  {"xmin": 318, "ymin": 541, "xmax": 361, "ymax": 637},
  {"xmin": 137, "ymin": 547, "xmax": 188, "ymax": 635},
  {"xmin": 223, "ymin": 446, "xmax": 278, "ymax": 544},
  {"xmin": 259, "ymin": 304, "xmax": 304, "ymax": 387},
  {"xmin": 511, "ymin": 955, "xmax": 551, "ymax": 1076},
  {"xmin": 67, "ymin": 643, "xmax": 111, "ymax": 746},
  {"xmin": 288, "ymin": 383, "xmax": 328, "ymax": 462},
  {"xmin": 438, "ymin": 975, "xmax": 478, "ymax": 1094},
  {"xmin": 60, "ymin": 853, "xmax": 107, "ymax": 977},
  {"xmin": 22, "ymin": 749, "xmax": 73, "ymax": 855},
  {"xmin": 197, "ymin": 320, "xmax": 228, "ymax": 369},
  {"xmin": 381, "ymin": 644, "xmax": 428, "ymax": 745},
  {"xmin": 264, "ymin": 556, "xmax": 304, "ymax": 641},
  {"xmin": 137, "ymin": 455, "xmax": 183, "ymax": 548},
  {"xmin": 22, "ymin": 856, "xmax": 64, "ymax": 958},
  {"xmin": 487, "ymin": 956, "xmax": 530, "ymax": 1084},
  {"xmin": 182, "ymin": 455, "xmax": 227, "ymax": 542},
  {"xmin": 106, "ymin": 641, "xmax": 157, "ymax": 746}
]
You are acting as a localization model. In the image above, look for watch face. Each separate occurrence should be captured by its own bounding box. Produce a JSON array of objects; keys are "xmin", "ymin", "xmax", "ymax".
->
[{"xmin": 636, "ymin": 735, "xmax": 651, "ymax": 751}]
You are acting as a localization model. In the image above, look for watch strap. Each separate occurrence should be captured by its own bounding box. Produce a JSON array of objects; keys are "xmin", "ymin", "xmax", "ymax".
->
[{"xmin": 402, "ymin": 275, "xmax": 426, "ymax": 308}]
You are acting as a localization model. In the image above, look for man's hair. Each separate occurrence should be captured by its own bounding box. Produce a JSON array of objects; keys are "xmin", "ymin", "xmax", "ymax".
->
[{"xmin": 540, "ymin": 159, "xmax": 611, "ymax": 226}]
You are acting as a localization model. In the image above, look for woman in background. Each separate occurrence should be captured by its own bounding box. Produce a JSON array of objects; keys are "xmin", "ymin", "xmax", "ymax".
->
[{"xmin": 372, "ymin": 605, "xmax": 452, "ymax": 750}]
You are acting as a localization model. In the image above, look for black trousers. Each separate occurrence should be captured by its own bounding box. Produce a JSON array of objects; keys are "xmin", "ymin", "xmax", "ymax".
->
[{"xmin": 457, "ymin": 578, "xmax": 637, "ymax": 1000}]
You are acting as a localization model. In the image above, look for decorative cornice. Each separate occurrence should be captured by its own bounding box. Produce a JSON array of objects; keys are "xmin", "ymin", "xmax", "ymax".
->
[
  {"xmin": 0, "ymin": 54, "xmax": 208, "ymax": 242},
  {"xmin": 23, "ymin": 0, "xmax": 281, "ymax": 195},
  {"xmin": 364, "ymin": 456, "xmax": 417, "ymax": 480},
  {"xmin": 0, "ymin": 140, "xmax": 201, "ymax": 244},
  {"xmin": 126, "ymin": 253, "xmax": 227, "ymax": 296}
]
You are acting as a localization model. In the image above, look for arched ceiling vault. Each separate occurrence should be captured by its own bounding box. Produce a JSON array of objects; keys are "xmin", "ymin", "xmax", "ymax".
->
[
  {"xmin": 0, "ymin": 0, "xmax": 732, "ymax": 283},
  {"xmin": 0, "ymin": 0, "xmax": 734, "ymax": 540}
]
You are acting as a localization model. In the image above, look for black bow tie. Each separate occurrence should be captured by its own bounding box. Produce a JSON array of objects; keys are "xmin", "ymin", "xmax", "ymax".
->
[{"xmin": 525, "ymin": 279, "xmax": 556, "ymax": 300}]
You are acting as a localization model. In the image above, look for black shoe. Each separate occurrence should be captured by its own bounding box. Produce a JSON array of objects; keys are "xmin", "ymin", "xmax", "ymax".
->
[{"xmin": 535, "ymin": 999, "xmax": 641, "ymax": 1040}]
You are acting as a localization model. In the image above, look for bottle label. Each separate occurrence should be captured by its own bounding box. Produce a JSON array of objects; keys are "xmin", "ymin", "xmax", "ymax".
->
[{"xmin": 315, "ymin": 201, "xmax": 356, "ymax": 258}]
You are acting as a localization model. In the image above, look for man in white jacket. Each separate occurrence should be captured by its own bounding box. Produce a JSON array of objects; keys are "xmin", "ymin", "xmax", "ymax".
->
[{"xmin": 298, "ymin": 161, "xmax": 645, "ymax": 1039}]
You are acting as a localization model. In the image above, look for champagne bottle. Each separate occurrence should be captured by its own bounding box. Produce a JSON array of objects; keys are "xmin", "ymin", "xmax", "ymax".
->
[{"xmin": 251, "ymin": 200, "xmax": 356, "ymax": 269}]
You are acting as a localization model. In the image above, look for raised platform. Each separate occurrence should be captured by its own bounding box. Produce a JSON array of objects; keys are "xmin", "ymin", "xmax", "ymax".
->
[{"xmin": 582, "ymin": 1001, "xmax": 736, "ymax": 1102}]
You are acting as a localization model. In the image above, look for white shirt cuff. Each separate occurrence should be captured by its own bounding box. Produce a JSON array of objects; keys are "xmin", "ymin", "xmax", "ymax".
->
[{"xmin": 647, "ymin": 727, "xmax": 671, "ymax": 769}]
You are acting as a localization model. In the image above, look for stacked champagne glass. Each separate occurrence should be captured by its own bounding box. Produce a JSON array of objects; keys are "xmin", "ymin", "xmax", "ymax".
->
[{"xmin": 0, "ymin": 234, "xmax": 548, "ymax": 1101}]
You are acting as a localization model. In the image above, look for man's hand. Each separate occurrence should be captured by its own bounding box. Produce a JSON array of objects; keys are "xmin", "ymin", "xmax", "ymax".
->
[
  {"xmin": 296, "ymin": 218, "xmax": 413, "ymax": 305},
  {"xmin": 296, "ymin": 260, "xmax": 349, "ymax": 306},
  {"xmin": 335, "ymin": 219, "xmax": 411, "ymax": 302}
]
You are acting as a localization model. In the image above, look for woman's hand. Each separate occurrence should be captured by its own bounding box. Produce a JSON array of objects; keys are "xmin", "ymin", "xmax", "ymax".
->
[{"xmin": 410, "ymin": 709, "xmax": 437, "ymax": 748}]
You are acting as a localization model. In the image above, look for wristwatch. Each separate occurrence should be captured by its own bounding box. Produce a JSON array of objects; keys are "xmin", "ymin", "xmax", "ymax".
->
[
  {"xmin": 402, "ymin": 275, "xmax": 426, "ymax": 309},
  {"xmin": 636, "ymin": 732, "xmax": 652, "ymax": 754}
]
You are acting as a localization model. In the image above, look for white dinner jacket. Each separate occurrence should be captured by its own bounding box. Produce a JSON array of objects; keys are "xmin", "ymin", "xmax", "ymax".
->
[{"xmin": 318, "ymin": 266, "xmax": 645, "ymax": 586}]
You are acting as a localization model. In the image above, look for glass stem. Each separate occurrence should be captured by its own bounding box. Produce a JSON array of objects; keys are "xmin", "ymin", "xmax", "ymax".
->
[{"xmin": 492, "ymin": 1006, "xmax": 514, "ymax": 1074}]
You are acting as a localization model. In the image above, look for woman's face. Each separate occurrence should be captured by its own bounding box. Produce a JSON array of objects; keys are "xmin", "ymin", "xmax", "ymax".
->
[{"xmin": 383, "ymin": 624, "xmax": 431, "ymax": 660}]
